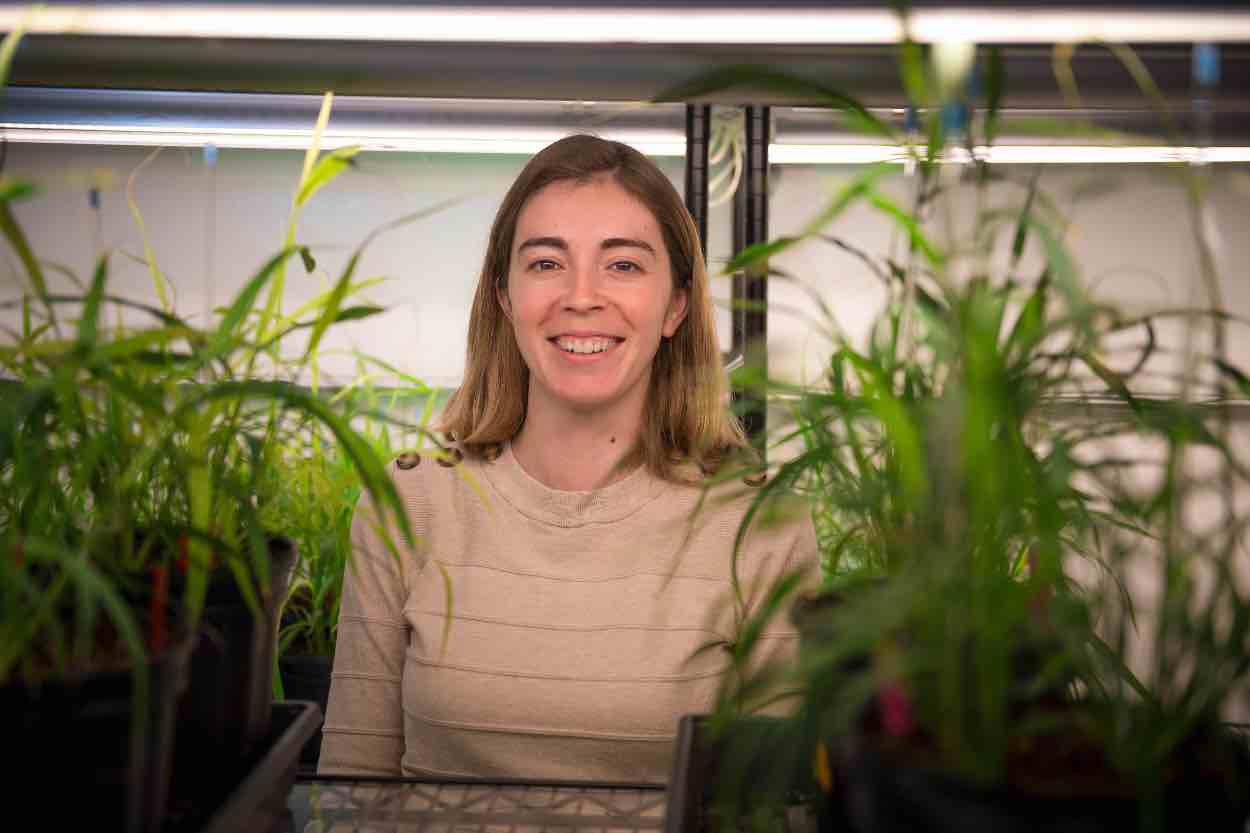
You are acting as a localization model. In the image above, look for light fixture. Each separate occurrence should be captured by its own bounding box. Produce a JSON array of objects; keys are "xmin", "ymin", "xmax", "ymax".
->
[
  {"xmin": 5, "ymin": 123, "xmax": 1249, "ymax": 166},
  {"xmin": 2, "ymin": 5, "xmax": 1249, "ymax": 45},
  {"xmin": 770, "ymin": 144, "xmax": 1250, "ymax": 165},
  {"xmin": 0, "ymin": 123, "xmax": 689, "ymax": 156}
]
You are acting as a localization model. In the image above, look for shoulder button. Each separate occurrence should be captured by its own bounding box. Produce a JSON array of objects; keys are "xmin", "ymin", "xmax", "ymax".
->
[
  {"xmin": 742, "ymin": 471, "xmax": 768, "ymax": 487},
  {"xmin": 396, "ymin": 452, "xmax": 421, "ymax": 470},
  {"xmin": 436, "ymin": 447, "xmax": 465, "ymax": 468}
]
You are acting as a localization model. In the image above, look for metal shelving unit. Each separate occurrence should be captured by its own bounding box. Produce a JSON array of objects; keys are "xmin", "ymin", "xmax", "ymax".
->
[
  {"xmin": 288, "ymin": 777, "xmax": 667, "ymax": 833},
  {"xmin": 3, "ymin": 2, "xmax": 1248, "ymax": 441}
]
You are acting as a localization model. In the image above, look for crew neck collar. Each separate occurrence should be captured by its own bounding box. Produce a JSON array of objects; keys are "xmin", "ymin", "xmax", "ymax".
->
[{"xmin": 480, "ymin": 441, "xmax": 667, "ymax": 528}]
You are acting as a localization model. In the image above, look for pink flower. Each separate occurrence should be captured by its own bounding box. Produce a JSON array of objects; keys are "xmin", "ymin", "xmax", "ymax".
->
[{"xmin": 878, "ymin": 682, "xmax": 915, "ymax": 737}]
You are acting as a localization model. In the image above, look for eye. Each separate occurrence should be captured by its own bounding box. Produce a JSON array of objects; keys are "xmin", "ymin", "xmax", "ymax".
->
[
  {"xmin": 610, "ymin": 260, "xmax": 642, "ymax": 274},
  {"xmin": 529, "ymin": 259, "xmax": 560, "ymax": 272}
]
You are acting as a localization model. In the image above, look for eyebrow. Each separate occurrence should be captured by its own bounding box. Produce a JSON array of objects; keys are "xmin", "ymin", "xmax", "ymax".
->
[{"xmin": 516, "ymin": 236, "xmax": 657, "ymax": 256}]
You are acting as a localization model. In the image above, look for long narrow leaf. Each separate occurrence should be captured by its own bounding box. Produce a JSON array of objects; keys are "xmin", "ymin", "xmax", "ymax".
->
[
  {"xmin": 77, "ymin": 255, "xmax": 109, "ymax": 349},
  {"xmin": 295, "ymin": 146, "xmax": 361, "ymax": 208},
  {"xmin": 303, "ymin": 251, "xmax": 361, "ymax": 360},
  {"xmin": 207, "ymin": 247, "xmax": 301, "ymax": 360},
  {"xmin": 0, "ymin": 18, "xmax": 28, "ymax": 90},
  {"xmin": 655, "ymin": 65, "xmax": 895, "ymax": 140},
  {"xmin": 0, "ymin": 202, "xmax": 48, "ymax": 301},
  {"xmin": 126, "ymin": 147, "xmax": 172, "ymax": 312}
]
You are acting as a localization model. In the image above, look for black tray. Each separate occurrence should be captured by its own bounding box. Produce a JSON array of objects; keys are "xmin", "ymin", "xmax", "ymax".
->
[
  {"xmin": 665, "ymin": 715, "xmax": 709, "ymax": 833},
  {"xmin": 665, "ymin": 714, "xmax": 823, "ymax": 833},
  {"xmin": 191, "ymin": 700, "xmax": 321, "ymax": 833}
]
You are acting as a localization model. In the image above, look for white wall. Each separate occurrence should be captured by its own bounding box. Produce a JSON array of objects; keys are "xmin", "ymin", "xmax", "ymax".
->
[
  {"xmin": 764, "ymin": 162, "xmax": 1250, "ymax": 394},
  {"xmin": 0, "ymin": 143, "xmax": 691, "ymax": 389},
  {"xmin": 5, "ymin": 123, "xmax": 1250, "ymax": 717},
  {"xmin": 6, "ymin": 142, "xmax": 1247, "ymax": 394}
]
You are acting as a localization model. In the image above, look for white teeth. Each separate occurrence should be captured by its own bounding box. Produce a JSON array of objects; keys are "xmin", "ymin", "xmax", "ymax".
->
[{"xmin": 555, "ymin": 336, "xmax": 617, "ymax": 355}]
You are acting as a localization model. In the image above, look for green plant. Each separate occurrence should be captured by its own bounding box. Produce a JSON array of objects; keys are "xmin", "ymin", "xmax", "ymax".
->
[
  {"xmin": 662, "ymin": 30, "xmax": 1250, "ymax": 832},
  {"xmin": 271, "ymin": 374, "xmax": 439, "ymax": 664},
  {"xmin": 0, "ymin": 83, "xmax": 435, "ymax": 693}
]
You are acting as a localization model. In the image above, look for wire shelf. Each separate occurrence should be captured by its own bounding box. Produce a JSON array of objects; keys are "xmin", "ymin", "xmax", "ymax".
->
[{"xmin": 289, "ymin": 778, "xmax": 667, "ymax": 833}]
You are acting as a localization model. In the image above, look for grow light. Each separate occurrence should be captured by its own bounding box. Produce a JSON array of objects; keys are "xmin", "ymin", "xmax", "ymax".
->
[
  {"xmin": 769, "ymin": 144, "xmax": 1250, "ymax": 165},
  {"xmin": 6, "ymin": 123, "xmax": 1249, "ymax": 166},
  {"xmin": 0, "ymin": 123, "xmax": 690, "ymax": 157},
  {"xmin": 2, "ymin": 5, "xmax": 1249, "ymax": 45}
]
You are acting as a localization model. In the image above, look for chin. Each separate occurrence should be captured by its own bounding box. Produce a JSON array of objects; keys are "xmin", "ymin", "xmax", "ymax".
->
[{"xmin": 554, "ymin": 391, "xmax": 621, "ymax": 413}]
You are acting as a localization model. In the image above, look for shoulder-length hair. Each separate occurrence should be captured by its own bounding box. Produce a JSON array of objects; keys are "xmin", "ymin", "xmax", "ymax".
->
[{"xmin": 438, "ymin": 134, "xmax": 750, "ymax": 484}]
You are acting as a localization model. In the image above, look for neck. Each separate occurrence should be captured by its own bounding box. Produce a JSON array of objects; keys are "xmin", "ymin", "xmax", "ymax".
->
[{"xmin": 512, "ymin": 397, "xmax": 644, "ymax": 492}]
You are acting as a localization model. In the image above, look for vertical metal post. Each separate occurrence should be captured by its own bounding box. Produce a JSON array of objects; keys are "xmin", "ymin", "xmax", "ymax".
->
[
  {"xmin": 733, "ymin": 105, "xmax": 769, "ymax": 450},
  {"xmin": 730, "ymin": 122, "xmax": 746, "ymax": 374},
  {"xmin": 684, "ymin": 104, "xmax": 711, "ymax": 260}
]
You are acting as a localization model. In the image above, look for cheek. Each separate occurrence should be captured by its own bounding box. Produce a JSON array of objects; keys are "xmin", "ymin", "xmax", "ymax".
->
[
  {"xmin": 505, "ymin": 287, "xmax": 552, "ymax": 346},
  {"xmin": 510, "ymin": 295, "xmax": 543, "ymax": 330}
]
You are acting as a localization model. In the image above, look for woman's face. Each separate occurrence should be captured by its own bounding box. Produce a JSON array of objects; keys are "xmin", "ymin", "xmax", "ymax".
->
[{"xmin": 499, "ymin": 175, "xmax": 688, "ymax": 419}]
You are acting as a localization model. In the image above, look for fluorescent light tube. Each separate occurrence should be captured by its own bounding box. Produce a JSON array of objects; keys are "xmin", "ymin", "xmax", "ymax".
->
[
  {"xmin": 4, "ymin": 124, "xmax": 1248, "ymax": 165},
  {"xmin": 770, "ymin": 144, "xmax": 1250, "ymax": 165},
  {"xmin": 3, "ymin": 5, "xmax": 1249, "ymax": 45},
  {"xmin": 0, "ymin": 123, "xmax": 688, "ymax": 156}
]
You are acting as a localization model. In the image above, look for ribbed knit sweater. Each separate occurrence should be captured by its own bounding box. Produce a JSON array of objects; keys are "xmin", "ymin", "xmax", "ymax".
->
[{"xmin": 318, "ymin": 442, "xmax": 818, "ymax": 784}]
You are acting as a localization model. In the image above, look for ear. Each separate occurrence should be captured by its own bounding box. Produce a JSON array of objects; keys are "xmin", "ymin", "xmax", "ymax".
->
[
  {"xmin": 661, "ymin": 287, "xmax": 689, "ymax": 338},
  {"xmin": 496, "ymin": 283, "xmax": 513, "ymax": 321}
]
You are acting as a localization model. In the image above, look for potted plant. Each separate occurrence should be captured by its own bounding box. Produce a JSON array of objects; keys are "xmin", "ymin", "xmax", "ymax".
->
[
  {"xmin": 271, "ymin": 440, "xmax": 361, "ymax": 769},
  {"xmin": 270, "ymin": 376, "xmax": 436, "ymax": 769},
  {"xmin": 0, "ymin": 291, "xmax": 200, "ymax": 833},
  {"xmin": 0, "ymin": 39, "xmax": 425, "ymax": 826},
  {"xmin": 661, "ymin": 30, "xmax": 1250, "ymax": 833}
]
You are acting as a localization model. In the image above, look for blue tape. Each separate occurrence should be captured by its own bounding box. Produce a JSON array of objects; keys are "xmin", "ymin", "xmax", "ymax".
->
[
  {"xmin": 1193, "ymin": 43, "xmax": 1220, "ymax": 88},
  {"xmin": 942, "ymin": 101, "xmax": 969, "ymax": 135}
]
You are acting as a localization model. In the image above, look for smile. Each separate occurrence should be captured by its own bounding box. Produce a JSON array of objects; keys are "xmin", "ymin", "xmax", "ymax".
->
[{"xmin": 549, "ymin": 335, "xmax": 623, "ymax": 355}]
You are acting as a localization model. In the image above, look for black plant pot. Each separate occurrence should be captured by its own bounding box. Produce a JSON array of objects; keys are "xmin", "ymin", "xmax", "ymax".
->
[
  {"xmin": 839, "ymin": 728, "xmax": 1250, "ymax": 833},
  {"xmin": 169, "ymin": 538, "xmax": 297, "ymax": 805},
  {"xmin": 278, "ymin": 653, "xmax": 333, "ymax": 768},
  {"xmin": 789, "ymin": 585, "xmax": 878, "ymax": 833},
  {"xmin": 6, "ymin": 634, "xmax": 194, "ymax": 833},
  {"xmin": 183, "ymin": 701, "xmax": 321, "ymax": 833},
  {"xmin": 665, "ymin": 714, "xmax": 823, "ymax": 833}
]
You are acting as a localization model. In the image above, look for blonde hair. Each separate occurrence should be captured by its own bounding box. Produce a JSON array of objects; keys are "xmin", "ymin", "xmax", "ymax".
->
[{"xmin": 438, "ymin": 134, "xmax": 750, "ymax": 484}]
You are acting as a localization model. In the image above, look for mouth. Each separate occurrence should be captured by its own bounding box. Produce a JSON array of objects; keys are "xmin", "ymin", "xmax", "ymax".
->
[{"xmin": 548, "ymin": 334, "xmax": 624, "ymax": 356}]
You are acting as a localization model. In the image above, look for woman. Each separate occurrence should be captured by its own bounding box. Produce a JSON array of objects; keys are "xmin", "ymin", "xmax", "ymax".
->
[{"xmin": 319, "ymin": 135, "xmax": 817, "ymax": 783}]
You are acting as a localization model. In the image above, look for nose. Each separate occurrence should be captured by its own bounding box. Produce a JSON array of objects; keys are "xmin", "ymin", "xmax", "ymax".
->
[{"xmin": 561, "ymin": 263, "xmax": 604, "ymax": 312}]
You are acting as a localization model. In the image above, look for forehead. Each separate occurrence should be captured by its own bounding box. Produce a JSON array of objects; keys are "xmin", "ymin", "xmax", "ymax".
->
[{"xmin": 513, "ymin": 176, "xmax": 662, "ymax": 245}]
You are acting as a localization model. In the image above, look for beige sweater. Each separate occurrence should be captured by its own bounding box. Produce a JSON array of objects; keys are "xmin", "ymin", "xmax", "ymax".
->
[{"xmin": 318, "ymin": 442, "xmax": 818, "ymax": 784}]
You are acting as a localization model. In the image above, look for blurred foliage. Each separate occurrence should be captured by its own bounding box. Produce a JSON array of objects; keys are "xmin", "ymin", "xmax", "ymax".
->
[
  {"xmin": 666, "ymin": 26, "xmax": 1250, "ymax": 824},
  {"xmin": 0, "ymin": 81, "xmax": 441, "ymax": 689}
]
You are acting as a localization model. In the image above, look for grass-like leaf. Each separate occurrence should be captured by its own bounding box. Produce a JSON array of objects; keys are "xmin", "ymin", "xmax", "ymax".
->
[{"xmin": 295, "ymin": 146, "xmax": 361, "ymax": 208}]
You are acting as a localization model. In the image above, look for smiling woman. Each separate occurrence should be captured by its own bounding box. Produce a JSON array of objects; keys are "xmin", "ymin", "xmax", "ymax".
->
[
  {"xmin": 446, "ymin": 133, "xmax": 744, "ymax": 486},
  {"xmin": 317, "ymin": 135, "xmax": 818, "ymax": 783},
  {"xmin": 500, "ymin": 176, "xmax": 690, "ymax": 487}
]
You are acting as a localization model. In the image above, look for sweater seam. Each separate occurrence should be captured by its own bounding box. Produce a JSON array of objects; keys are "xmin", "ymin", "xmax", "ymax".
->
[
  {"xmin": 407, "ymin": 651, "xmax": 727, "ymax": 683},
  {"xmin": 408, "ymin": 609, "xmax": 725, "ymax": 636},
  {"xmin": 432, "ymin": 560, "xmax": 727, "ymax": 584},
  {"xmin": 403, "ymin": 706, "xmax": 676, "ymax": 742},
  {"xmin": 401, "ymin": 762, "xmax": 488, "ymax": 779},
  {"xmin": 322, "ymin": 724, "xmax": 405, "ymax": 738},
  {"xmin": 339, "ymin": 614, "xmax": 408, "ymax": 630},
  {"xmin": 332, "ymin": 670, "xmax": 402, "ymax": 683}
]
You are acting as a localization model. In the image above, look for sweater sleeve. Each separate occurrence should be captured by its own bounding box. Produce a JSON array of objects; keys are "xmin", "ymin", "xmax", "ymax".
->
[
  {"xmin": 318, "ymin": 470, "xmax": 417, "ymax": 776},
  {"xmin": 741, "ymin": 499, "xmax": 821, "ymax": 627},
  {"xmin": 741, "ymin": 503, "xmax": 821, "ymax": 717}
]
